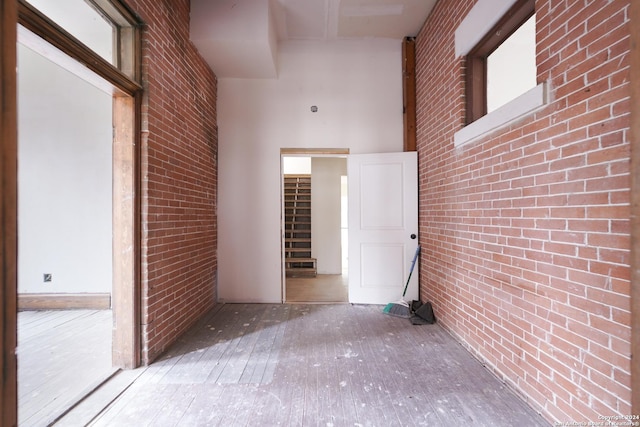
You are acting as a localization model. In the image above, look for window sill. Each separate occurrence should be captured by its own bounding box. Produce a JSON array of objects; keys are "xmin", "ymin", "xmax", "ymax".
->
[{"xmin": 454, "ymin": 82, "xmax": 547, "ymax": 148}]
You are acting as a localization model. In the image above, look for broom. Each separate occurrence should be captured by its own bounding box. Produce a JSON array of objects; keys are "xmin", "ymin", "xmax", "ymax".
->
[{"xmin": 383, "ymin": 245, "xmax": 421, "ymax": 318}]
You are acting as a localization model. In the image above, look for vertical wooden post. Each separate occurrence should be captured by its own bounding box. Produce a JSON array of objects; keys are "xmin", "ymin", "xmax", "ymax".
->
[
  {"xmin": 112, "ymin": 93, "xmax": 140, "ymax": 369},
  {"xmin": 630, "ymin": 0, "xmax": 640, "ymax": 417},
  {"xmin": 0, "ymin": 0, "xmax": 18, "ymax": 425},
  {"xmin": 402, "ymin": 37, "xmax": 417, "ymax": 152}
]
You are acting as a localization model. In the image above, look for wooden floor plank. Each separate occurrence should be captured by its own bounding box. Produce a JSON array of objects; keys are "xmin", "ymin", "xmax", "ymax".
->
[
  {"xmin": 170, "ymin": 384, "xmax": 227, "ymax": 426},
  {"xmin": 73, "ymin": 304, "xmax": 549, "ymax": 427},
  {"xmin": 286, "ymin": 274, "xmax": 348, "ymax": 303},
  {"xmin": 269, "ymin": 304, "xmax": 308, "ymax": 426},
  {"xmin": 215, "ymin": 306, "xmax": 266, "ymax": 385},
  {"xmin": 91, "ymin": 383, "xmax": 177, "ymax": 427},
  {"xmin": 204, "ymin": 304, "xmax": 260, "ymax": 384},
  {"xmin": 324, "ymin": 306, "xmax": 366, "ymax": 425},
  {"xmin": 238, "ymin": 305, "xmax": 287, "ymax": 384},
  {"xmin": 55, "ymin": 368, "xmax": 145, "ymax": 427},
  {"xmin": 354, "ymin": 306, "xmax": 416, "ymax": 426},
  {"xmin": 18, "ymin": 310, "xmax": 92, "ymax": 342},
  {"xmin": 18, "ymin": 309, "xmax": 112, "ymax": 427},
  {"xmin": 366, "ymin": 306, "xmax": 421, "ymax": 424},
  {"xmin": 148, "ymin": 384, "xmax": 197, "ymax": 427},
  {"xmin": 259, "ymin": 305, "xmax": 290, "ymax": 384}
]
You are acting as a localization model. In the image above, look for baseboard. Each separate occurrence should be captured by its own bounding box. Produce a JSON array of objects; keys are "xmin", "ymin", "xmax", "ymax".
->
[{"xmin": 18, "ymin": 293, "xmax": 111, "ymax": 310}]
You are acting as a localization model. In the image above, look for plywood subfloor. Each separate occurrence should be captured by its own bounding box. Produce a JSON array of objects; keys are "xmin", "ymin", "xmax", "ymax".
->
[
  {"xmin": 18, "ymin": 309, "xmax": 115, "ymax": 427},
  {"xmin": 68, "ymin": 304, "xmax": 548, "ymax": 426},
  {"xmin": 286, "ymin": 274, "xmax": 348, "ymax": 303}
]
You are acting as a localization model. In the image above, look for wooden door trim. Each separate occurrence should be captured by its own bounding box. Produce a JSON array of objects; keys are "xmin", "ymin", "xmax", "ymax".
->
[
  {"xmin": 112, "ymin": 94, "xmax": 141, "ymax": 369},
  {"xmin": 17, "ymin": 0, "xmax": 141, "ymax": 95},
  {"xmin": 280, "ymin": 148, "xmax": 349, "ymax": 156},
  {"xmin": 402, "ymin": 37, "xmax": 416, "ymax": 152},
  {"xmin": 17, "ymin": 0, "xmax": 142, "ymax": 370},
  {"xmin": 1, "ymin": 0, "xmax": 18, "ymax": 424}
]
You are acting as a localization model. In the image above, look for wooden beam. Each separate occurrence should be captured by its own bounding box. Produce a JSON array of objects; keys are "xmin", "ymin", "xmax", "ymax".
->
[
  {"xmin": 112, "ymin": 95, "xmax": 140, "ymax": 369},
  {"xmin": 402, "ymin": 37, "xmax": 416, "ymax": 152},
  {"xmin": 280, "ymin": 148, "xmax": 349, "ymax": 156},
  {"xmin": 0, "ymin": 0, "xmax": 18, "ymax": 424},
  {"xmin": 17, "ymin": 0, "xmax": 141, "ymax": 95},
  {"xmin": 630, "ymin": 0, "xmax": 640, "ymax": 417}
]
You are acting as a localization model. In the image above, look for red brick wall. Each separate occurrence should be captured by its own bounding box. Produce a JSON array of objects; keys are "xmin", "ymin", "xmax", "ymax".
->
[
  {"xmin": 416, "ymin": 0, "xmax": 631, "ymax": 422},
  {"xmin": 126, "ymin": 0, "xmax": 218, "ymax": 364}
]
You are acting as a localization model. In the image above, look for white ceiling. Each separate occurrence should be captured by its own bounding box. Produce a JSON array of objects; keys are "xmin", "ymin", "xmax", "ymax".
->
[
  {"xmin": 190, "ymin": 0, "xmax": 437, "ymax": 78},
  {"xmin": 272, "ymin": 0, "xmax": 436, "ymax": 41}
]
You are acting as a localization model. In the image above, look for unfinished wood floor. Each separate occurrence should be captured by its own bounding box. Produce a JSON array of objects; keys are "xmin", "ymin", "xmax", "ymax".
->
[
  {"xmin": 18, "ymin": 310, "xmax": 115, "ymax": 427},
  {"xmin": 63, "ymin": 304, "xmax": 549, "ymax": 426},
  {"xmin": 286, "ymin": 274, "xmax": 348, "ymax": 303}
]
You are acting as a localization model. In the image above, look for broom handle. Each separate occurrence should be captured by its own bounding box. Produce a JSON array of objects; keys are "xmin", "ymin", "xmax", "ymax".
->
[{"xmin": 401, "ymin": 245, "xmax": 421, "ymax": 298}]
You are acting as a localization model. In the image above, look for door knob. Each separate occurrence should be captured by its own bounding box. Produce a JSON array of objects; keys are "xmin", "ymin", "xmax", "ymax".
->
[{"xmin": 410, "ymin": 234, "xmax": 417, "ymax": 239}]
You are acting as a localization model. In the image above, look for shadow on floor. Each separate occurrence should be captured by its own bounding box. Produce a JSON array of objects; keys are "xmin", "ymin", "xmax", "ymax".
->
[{"xmin": 61, "ymin": 304, "xmax": 550, "ymax": 427}]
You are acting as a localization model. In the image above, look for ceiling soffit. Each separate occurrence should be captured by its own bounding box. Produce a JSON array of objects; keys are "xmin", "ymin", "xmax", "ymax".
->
[{"xmin": 191, "ymin": 0, "xmax": 436, "ymax": 78}]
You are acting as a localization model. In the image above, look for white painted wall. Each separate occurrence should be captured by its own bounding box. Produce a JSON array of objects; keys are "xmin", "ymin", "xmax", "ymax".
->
[
  {"xmin": 18, "ymin": 44, "xmax": 113, "ymax": 294},
  {"xmin": 218, "ymin": 39, "xmax": 403, "ymax": 302},
  {"xmin": 191, "ymin": 0, "xmax": 278, "ymax": 78},
  {"xmin": 311, "ymin": 157, "xmax": 346, "ymax": 274},
  {"xmin": 282, "ymin": 156, "xmax": 311, "ymax": 174}
]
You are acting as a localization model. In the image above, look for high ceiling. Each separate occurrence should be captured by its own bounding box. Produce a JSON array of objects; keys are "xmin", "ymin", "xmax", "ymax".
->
[
  {"xmin": 272, "ymin": 0, "xmax": 436, "ymax": 41},
  {"xmin": 190, "ymin": 0, "xmax": 437, "ymax": 78}
]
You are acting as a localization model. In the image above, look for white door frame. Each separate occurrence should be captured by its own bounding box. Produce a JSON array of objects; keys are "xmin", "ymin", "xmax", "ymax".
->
[{"xmin": 279, "ymin": 148, "xmax": 349, "ymax": 302}]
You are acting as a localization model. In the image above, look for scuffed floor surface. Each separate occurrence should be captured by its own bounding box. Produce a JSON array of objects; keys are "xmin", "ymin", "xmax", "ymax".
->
[
  {"xmin": 82, "ymin": 304, "xmax": 549, "ymax": 426},
  {"xmin": 18, "ymin": 310, "xmax": 115, "ymax": 427}
]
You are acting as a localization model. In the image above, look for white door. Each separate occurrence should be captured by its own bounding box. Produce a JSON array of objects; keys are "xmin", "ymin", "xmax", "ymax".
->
[{"xmin": 348, "ymin": 152, "xmax": 419, "ymax": 304}]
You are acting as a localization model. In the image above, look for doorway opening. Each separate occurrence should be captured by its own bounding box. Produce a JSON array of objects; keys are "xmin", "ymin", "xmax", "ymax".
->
[
  {"xmin": 16, "ymin": 34, "xmax": 115, "ymax": 425},
  {"xmin": 15, "ymin": 19, "xmax": 138, "ymax": 425},
  {"xmin": 281, "ymin": 151, "xmax": 349, "ymax": 303}
]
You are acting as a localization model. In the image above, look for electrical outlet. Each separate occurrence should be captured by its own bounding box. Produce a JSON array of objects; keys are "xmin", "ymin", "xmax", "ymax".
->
[{"xmin": 43, "ymin": 274, "xmax": 52, "ymax": 283}]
